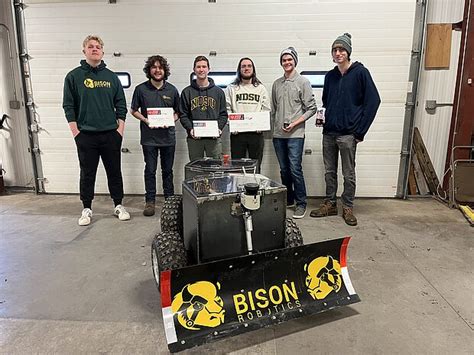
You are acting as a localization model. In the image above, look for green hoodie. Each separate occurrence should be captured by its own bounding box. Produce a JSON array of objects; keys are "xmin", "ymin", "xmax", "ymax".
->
[{"xmin": 63, "ymin": 60, "xmax": 127, "ymax": 131}]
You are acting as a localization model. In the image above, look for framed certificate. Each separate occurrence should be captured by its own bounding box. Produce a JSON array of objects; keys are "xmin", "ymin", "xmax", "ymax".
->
[
  {"xmin": 147, "ymin": 107, "xmax": 175, "ymax": 128},
  {"xmin": 193, "ymin": 120, "xmax": 220, "ymax": 138},
  {"xmin": 228, "ymin": 111, "xmax": 271, "ymax": 133}
]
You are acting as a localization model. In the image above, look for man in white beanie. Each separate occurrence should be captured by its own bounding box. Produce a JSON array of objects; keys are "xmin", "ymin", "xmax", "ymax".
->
[{"xmin": 271, "ymin": 47, "xmax": 317, "ymax": 219}]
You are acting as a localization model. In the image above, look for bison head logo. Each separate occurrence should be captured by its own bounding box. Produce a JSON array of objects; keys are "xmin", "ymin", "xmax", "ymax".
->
[
  {"xmin": 171, "ymin": 281, "xmax": 225, "ymax": 330},
  {"xmin": 304, "ymin": 256, "xmax": 342, "ymax": 300},
  {"xmin": 84, "ymin": 78, "xmax": 94, "ymax": 88}
]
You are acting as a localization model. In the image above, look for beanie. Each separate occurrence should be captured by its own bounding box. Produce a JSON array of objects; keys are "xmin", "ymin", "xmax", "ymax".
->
[
  {"xmin": 280, "ymin": 47, "xmax": 298, "ymax": 66},
  {"xmin": 332, "ymin": 33, "xmax": 352, "ymax": 56}
]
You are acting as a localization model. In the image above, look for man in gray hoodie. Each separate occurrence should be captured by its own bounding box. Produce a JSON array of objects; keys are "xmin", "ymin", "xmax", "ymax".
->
[
  {"xmin": 271, "ymin": 47, "xmax": 317, "ymax": 219},
  {"xmin": 179, "ymin": 56, "xmax": 228, "ymax": 161}
]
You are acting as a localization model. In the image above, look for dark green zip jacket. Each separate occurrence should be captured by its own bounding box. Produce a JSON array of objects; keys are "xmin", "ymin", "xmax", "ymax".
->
[{"xmin": 63, "ymin": 60, "xmax": 127, "ymax": 131}]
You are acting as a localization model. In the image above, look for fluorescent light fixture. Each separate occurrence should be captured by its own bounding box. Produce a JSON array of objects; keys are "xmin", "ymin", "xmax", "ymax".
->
[
  {"xmin": 300, "ymin": 71, "xmax": 327, "ymax": 88},
  {"xmin": 115, "ymin": 72, "xmax": 131, "ymax": 89},
  {"xmin": 190, "ymin": 71, "xmax": 235, "ymax": 88}
]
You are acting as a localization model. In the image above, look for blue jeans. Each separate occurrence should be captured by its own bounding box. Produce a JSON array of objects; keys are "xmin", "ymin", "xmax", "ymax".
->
[
  {"xmin": 142, "ymin": 144, "xmax": 175, "ymax": 202},
  {"xmin": 322, "ymin": 134, "xmax": 357, "ymax": 208},
  {"xmin": 272, "ymin": 138, "xmax": 307, "ymax": 208}
]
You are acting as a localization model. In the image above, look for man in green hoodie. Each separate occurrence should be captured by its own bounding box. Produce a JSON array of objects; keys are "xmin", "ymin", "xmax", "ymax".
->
[
  {"xmin": 63, "ymin": 35, "xmax": 130, "ymax": 226},
  {"xmin": 179, "ymin": 56, "xmax": 228, "ymax": 161}
]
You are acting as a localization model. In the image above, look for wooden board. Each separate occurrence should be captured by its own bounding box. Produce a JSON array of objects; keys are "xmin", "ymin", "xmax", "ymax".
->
[
  {"xmin": 408, "ymin": 162, "xmax": 418, "ymax": 195},
  {"xmin": 425, "ymin": 24, "xmax": 452, "ymax": 69},
  {"xmin": 413, "ymin": 127, "xmax": 440, "ymax": 194},
  {"xmin": 412, "ymin": 153, "xmax": 430, "ymax": 195}
]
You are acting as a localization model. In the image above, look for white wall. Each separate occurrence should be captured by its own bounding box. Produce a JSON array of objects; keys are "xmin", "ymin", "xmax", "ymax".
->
[
  {"xmin": 23, "ymin": 0, "xmax": 416, "ymax": 197},
  {"xmin": 0, "ymin": 0, "xmax": 34, "ymax": 188}
]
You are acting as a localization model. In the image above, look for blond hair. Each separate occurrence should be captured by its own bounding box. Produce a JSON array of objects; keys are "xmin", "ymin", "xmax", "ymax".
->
[{"xmin": 82, "ymin": 35, "xmax": 104, "ymax": 49}]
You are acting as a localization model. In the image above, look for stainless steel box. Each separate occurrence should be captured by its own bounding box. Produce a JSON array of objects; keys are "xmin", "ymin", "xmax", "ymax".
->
[
  {"xmin": 184, "ymin": 158, "xmax": 257, "ymax": 180},
  {"xmin": 182, "ymin": 174, "xmax": 286, "ymax": 263}
]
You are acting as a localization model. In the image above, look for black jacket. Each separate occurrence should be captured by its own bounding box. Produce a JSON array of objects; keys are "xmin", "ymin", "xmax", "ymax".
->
[
  {"xmin": 179, "ymin": 78, "xmax": 228, "ymax": 134},
  {"xmin": 322, "ymin": 62, "xmax": 381, "ymax": 141}
]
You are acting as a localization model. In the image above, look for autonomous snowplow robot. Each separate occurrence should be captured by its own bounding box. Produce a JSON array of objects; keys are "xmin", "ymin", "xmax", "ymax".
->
[{"xmin": 151, "ymin": 159, "xmax": 360, "ymax": 352}]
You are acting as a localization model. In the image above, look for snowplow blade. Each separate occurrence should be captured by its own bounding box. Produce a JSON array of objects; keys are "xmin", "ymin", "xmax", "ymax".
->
[{"xmin": 160, "ymin": 237, "xmax": 360, "ymax": 352}]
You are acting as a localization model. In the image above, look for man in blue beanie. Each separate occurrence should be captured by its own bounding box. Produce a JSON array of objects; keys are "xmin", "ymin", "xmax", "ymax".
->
[{"xmin": 310, "ymin": 33, "xmax": 381, "ymax": 226}]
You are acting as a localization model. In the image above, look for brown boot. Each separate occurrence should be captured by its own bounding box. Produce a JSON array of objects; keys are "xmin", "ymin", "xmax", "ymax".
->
[
  {"xmin": 143, "ymin": 201, "xmax": 155, "ymax": 217},
  {"xmin": 342, "ymin": 206, "xmax": 357, "ymax": 226},
  {"xmin": 310, "ymin": 200, "xmax": 338, "ymax": 218}
]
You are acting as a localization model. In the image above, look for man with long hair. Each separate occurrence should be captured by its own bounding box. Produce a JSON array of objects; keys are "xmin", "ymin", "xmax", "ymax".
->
[
  {"xmin": 130, "ymin": 55, "xmax": 179, "ymax": 216},
  {"xmin": 225, "ymin": 58, "xmax": 270, "ymax": 172}
]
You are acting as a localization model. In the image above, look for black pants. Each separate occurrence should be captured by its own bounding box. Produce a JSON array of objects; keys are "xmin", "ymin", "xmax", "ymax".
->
[
  {"xmin": 230, "ymin": 132, "xmax": 264, "ymax": 173},
  {"xmin": 75, "ymin": 130, "xmax": 124, "ymax": 208},
  {"xmin": 142, "ymin": 144, "xmax": 175, "ymax": 202}
]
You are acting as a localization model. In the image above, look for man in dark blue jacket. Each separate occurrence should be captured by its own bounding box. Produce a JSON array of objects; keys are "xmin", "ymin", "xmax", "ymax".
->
[{"xmin": 310, "ymin": 33, "xmax": 380, "ymax": 226}]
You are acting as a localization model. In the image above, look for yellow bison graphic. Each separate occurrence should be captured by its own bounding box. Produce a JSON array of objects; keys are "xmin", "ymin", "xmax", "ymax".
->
[
  {"xmin": 304, "ymin": 256, "xmax": 342, "ymax": 300},
  {"xmin": 171, "ymin": 281, "xmax": 225, "ymax": 330},
  {"xmin": 83, "ymin": 78, "xmax": 94, "ymax": 88}
]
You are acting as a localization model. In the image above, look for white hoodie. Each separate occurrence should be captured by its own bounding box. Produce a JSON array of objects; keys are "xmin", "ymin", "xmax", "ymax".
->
[{"xmin": 225, "ymin": 83, "xmax": 271, "ymax": 113}]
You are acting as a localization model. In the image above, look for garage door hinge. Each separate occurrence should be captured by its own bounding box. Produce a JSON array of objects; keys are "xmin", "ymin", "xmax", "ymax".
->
[{"xmin": 30, "ymin": 146, "xmax": 41, "ymax": 154}]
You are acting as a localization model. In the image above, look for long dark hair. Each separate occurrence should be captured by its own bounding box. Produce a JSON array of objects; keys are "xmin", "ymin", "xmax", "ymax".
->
[
  {"xmin": 232, "ymin": 57, "xmax": 262, "ymax": 86},
  {"xmin": 143, "ymin": 55, "xmax": 170, "ymax": 81}
]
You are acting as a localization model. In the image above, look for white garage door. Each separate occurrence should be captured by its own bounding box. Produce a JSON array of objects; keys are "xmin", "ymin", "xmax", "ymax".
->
[{"xmin": 23, "ymin": 0, "xmax": 416, "ymax": 197}]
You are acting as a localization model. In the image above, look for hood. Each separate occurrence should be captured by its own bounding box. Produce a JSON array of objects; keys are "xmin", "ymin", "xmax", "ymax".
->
[
  {"xmin": 332, "ymin": 61, "xmax": 363, "ymax": 75},
  {"xmin": 80, "ymin": 59, "xmax": 107, "ymax": 73},
  {"xmin": 191, "ymin": 77, "xmax": 216, "ymax": 91},
  {"xmin": 347, "ymin": 61, "xmax": 363, "ymax": 72}
]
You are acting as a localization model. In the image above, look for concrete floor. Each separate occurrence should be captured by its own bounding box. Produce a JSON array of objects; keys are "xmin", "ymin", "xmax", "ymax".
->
[{"xmin": 0, "ymin": 192, "xmax": 473, "ymax": 354}]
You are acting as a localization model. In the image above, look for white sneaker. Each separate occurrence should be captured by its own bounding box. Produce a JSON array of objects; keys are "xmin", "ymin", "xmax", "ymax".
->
[
  {"xmin": 114, "ymin": 205, "xmax": 130, "ymax": 221},
  {"xmin": 78, "ymin": 208, "xmax": 92, "ymax": 226}
]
